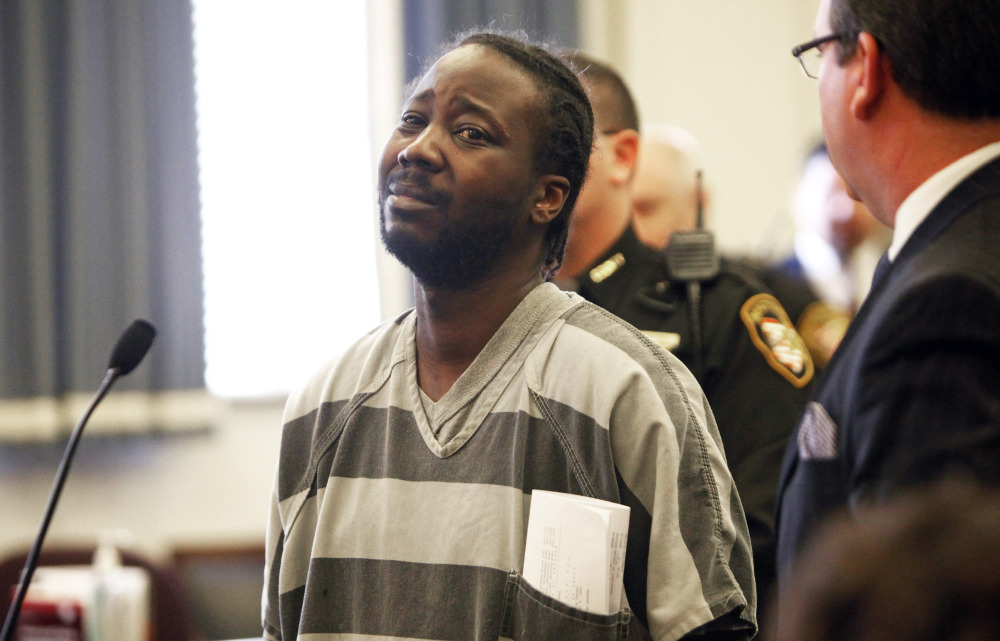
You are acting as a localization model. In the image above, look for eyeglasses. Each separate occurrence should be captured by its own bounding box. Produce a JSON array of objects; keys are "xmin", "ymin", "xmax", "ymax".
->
[{"xmin": 791, "ymin": 33, "xmax": 843, "ymax": 79}]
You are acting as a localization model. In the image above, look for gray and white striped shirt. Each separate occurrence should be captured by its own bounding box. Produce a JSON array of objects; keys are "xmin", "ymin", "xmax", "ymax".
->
[{"xmin": 264, "ymin": 282, "xmax": 756, "ymax": 641}]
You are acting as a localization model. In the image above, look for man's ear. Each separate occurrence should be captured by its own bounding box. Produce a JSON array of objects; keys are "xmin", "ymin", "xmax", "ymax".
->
[
  {"xmin": 608, "ymin": 129, "xmax": 640, "ymax": 187},
  {"xmin": 850, "ymin": 32, "xmax": 888, "ymax": 120},
  {"xmin": 530, "ymin": 175, "xmax": 571, "ymax": 225}
]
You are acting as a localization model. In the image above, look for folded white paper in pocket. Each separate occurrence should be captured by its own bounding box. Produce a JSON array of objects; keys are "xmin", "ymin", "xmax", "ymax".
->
[{"xmin": 521, "ymin": 490, "xmax": 630, "ymax": 615}]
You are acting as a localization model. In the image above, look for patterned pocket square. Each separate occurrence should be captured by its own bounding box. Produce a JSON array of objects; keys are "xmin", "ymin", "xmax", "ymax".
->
[{"xmin": 798, "ymin": 401, "xmax": 839, "ymax": 460}]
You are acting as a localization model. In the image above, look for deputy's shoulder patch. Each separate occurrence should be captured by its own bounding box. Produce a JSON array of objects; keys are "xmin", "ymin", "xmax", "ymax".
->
[{"xmin": 740, "ymin": 293, "xmax": 814, "ymax": 387}]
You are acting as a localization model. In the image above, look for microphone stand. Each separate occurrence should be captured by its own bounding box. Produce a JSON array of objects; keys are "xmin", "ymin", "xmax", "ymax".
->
[{"xmin": 0, "ymin": 368, "xmax": 122, "ymax": 641}]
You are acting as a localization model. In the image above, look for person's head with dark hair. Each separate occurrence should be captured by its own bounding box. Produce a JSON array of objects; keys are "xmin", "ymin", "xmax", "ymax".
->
[
  {"xmin": 800, "ymin": 0, "xmax": 1000, "ymax": 228},
  {"xmin": 554, "ymin": 52, "xmax": 641, "ymax": 279},
  {"xmin": 563, "ymin": 52, "xmax": 640, "ymax": 135},
  {"xmin": 827, "ymin": 0, "xmax": 1000, "ymax": 120},
  {"xmin": 388, "ymin": 29, "xmax": 593, "ymax": 283},
  {"xmin": 774, "ymin": 475, "xmax": 1000, "ymax": 641}
]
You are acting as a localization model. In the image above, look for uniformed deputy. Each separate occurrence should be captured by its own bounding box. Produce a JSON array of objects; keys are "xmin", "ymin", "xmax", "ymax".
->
[{"xmin": 558, "ymin": 53, "xmax": 814, "ymax": 623}]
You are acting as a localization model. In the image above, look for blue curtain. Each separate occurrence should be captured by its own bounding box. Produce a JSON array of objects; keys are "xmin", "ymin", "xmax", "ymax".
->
[{"xmin": 0, "ymin": 1, "xmax": 208, "ymax": 440}]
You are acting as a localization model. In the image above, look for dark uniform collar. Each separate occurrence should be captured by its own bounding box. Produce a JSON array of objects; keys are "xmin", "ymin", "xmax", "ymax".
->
[
  {"xmin": 568, "ymin": 223, "xmax": 669, "ymax": 312},
  {"xmin": 584, "ymin": 223, "xmax": 665, "ymax": 285}
]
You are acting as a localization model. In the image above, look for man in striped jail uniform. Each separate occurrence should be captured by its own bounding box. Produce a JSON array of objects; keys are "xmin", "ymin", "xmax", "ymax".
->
[{"xmin": 263, "ymin": 30, "xmax": 756, "ymax": 641}]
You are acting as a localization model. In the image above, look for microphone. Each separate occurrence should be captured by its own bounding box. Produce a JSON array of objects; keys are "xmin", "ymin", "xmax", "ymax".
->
[
  {"xmin": 0, "ymin": 319, "xmax": 157, "ymax": 641},
  {"xmin": 108, "ymin": 319, "xmax": 157, "ymax": 376}
]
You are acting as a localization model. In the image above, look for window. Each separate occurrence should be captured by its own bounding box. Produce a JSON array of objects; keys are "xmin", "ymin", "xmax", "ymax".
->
[{"xmin": 192, "ymin": 1, "xmax": 380, "ymax": 397}]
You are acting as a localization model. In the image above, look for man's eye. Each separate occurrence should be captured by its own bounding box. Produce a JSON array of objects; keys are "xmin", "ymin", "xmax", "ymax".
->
[
  {"xmin": 400, "ymin": 113, "xmax": 426, "ymax": 128},
  {"xmin": 457, "ymin": 127, "xmax": 490, "ymax": 142}
]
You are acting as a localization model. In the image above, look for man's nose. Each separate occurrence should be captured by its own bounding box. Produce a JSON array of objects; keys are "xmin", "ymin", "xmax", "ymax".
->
[{"xmin": 398, "ymin": 127, "xmax": 444, "ymax": 170}]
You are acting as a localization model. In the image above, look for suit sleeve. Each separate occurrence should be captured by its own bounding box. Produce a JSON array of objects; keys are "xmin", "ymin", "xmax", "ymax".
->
[{"xmin": 850, "ymin": 273, "xmax": 1000, "ymax": 502}]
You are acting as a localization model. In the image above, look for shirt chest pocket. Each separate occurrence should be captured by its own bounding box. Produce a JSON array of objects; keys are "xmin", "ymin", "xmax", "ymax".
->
[{"xmin": 498, "ymin": 570, "xmax": 645, "ymax": 641}]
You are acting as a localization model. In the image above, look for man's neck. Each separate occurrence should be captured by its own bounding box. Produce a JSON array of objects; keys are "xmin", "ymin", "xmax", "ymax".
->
[
  {"xmin": 860, "ymin": 105, "xmax": 1000, "ymax": 227},
  {"xmin": 413, "ymin": 271, "xmax": 543, "ymax": 401}
]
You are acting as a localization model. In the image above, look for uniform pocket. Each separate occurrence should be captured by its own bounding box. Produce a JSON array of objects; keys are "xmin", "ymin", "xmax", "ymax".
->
[{"xmin": 497, "ymin": 570, "xmax": 633, "ymax": 641}]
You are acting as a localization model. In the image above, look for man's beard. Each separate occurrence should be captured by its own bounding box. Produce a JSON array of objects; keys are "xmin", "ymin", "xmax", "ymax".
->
[{"xmin": 378, "ymin": 181, "xmax": 524, "ymax": 291}]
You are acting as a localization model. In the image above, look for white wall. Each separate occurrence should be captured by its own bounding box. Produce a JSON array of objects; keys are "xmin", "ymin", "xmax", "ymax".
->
[
  {"xmin": 0, "ymin": 0, "xmax": 824, "ymax": 564},
  {"xmin": 581, "ymin": 0, "xmax": 822, "ymax": 258}
]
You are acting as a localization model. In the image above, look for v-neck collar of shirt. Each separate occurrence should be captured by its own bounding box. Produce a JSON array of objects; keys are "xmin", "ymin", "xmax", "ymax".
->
[{"xmin": 400, "ymin": 282, "xmax": 570, "ymax": 458}]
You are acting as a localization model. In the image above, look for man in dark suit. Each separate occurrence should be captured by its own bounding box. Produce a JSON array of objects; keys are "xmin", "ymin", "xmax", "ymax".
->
[{"xmin": 776, "ymin": 0, "xmax": 1000, "ymax": 617}]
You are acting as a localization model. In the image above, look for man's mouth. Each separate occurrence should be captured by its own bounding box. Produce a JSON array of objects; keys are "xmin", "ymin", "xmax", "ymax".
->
[{"xmin": 385, "ymin": 172, "xmax": 445, "ymax": 212}]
